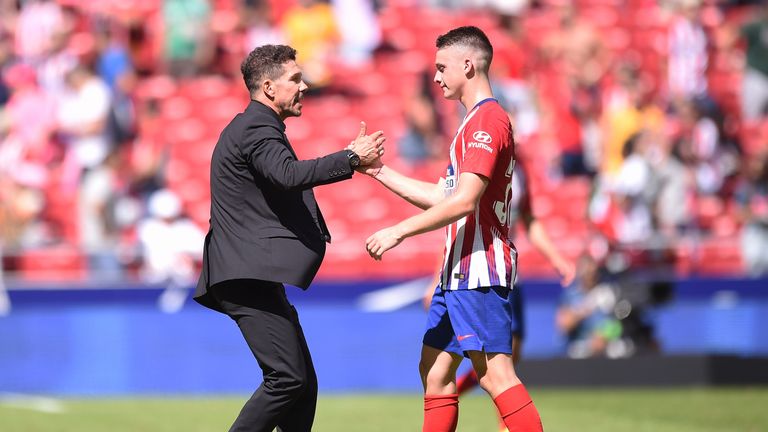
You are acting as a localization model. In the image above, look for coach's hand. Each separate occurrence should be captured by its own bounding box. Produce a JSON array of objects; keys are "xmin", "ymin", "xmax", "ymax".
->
[
  {"xmin": 350, "ymin": 121, "xmax": 386, "ymax": 166},
  {"xmin": 365, "ymin": 225, "xmax": 404, "ymax": 260}
]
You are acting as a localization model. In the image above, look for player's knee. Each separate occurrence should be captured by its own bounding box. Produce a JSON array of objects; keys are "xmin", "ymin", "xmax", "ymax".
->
[
  {"xmin": 421, "ymin": 367, "xmax": 451, "ymax": 391},
  {"xmin": 477, "ymin": 369, "xmax": 520, "ymax": 395}
]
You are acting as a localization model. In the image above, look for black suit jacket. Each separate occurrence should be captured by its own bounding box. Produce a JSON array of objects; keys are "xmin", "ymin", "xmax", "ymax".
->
[{"xmin": 194, "ymin": 100, "xmax": 353, "ymax": 311}]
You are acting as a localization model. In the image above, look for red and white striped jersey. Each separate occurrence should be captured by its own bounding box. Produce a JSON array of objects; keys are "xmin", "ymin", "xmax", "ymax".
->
[{"xmin": 440, "ymin": 98, "xmax": 518, "ymax": 291}]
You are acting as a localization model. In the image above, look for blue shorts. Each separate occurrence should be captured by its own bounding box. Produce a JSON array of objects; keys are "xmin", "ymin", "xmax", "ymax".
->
[{"xmin": 423, "ymin": 285, "xmax": 517, "ymax": 357}]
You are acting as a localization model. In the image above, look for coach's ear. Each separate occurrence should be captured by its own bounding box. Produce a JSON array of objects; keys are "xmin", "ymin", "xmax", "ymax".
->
[{"xmin": 262, "ymin": 79, "xmax": 275, "ymax": 100}]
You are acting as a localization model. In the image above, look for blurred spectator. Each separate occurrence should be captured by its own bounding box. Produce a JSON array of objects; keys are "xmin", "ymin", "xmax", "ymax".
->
[
  {"xmin": 734, "ymin": 150, "xmax": 768, "ymax": 276},
  {"xmin": 126, "ymin": 98, "xmax": 165, "ymax": 202},
  {"xmin": 540, "ymin": 2, "xmax": 608, "ymax": 89},
  {"xmin": 600, "ymin": 61, "xmax": 665, "ymax": 180},
  {"xmin": 281, "ymin": 0, "xmax": 339, "ymax": 91},
  {"xmin": 331, "ymin": 0, "xmax": 381, "ymax": 66},
  {"xmin": 77, "ymin": 149, "xmax": 124, "ymax": 277},
  {"xmin": 35, "ymin": 17, "xmax": 77, "ymax": 97},
  {"xmin": 650, "ymin": 129, "xmax": 693, "ymax": 236},
  {"xmin": 0, "ymin": 176, "xmax": 47, "ymax": 249},
  {"xmin": 162, "ymin": 0, "xmax": 213, "ymax": 78},
  {"xmin": 0, "ymin": 64, "xmax": 53, "ymax": 251},
  {"xmin": 673, "ymin": 98, "xmax": 735, "ymax": 195},
  {"xmin": 564, "ymin": 85, "xmax": 600, "ymax": 177},
  {"xmin": 398, "ymin": 70, "xmax": 443, "ymax": 164},
  {"xmin": 0, "ymin": 63, "xmax": 58, "ymax": 168},
  {"xmin": 0, "ymin": 0, "xmax": 16, "ymax": 33},
  {"xmin": 242, "ymin": 0, "xmax": 285, "ymax": 51},
  {"xmin": 739, "ymin": 1, "xmax": 768, "ymax": 120},
  {"xmin": 0, "ymin": 29, "xmax": 13, "ymax": 107},
  {"xmin": 94, "ymin": 22, "xmax": 137, "ymax": 146},
  {"xmin": 611, "ymin": 130, "xmax": 656, "ymax": 245},
  {"xmin": 137, "ymin": 189, "xmax": 205, "ymax": 312},
  {"xmin": 538, "ymin": 4, "xmax": 608, "ymax": 178},
  {"xmin": 667, "ymin": 0, "xmax": 708, "ymax": 101},
  {"xmin": 56, "ymin": 63, "xmax": 112, "ymax": 187},
  {"xmin": 556, "ymin": 254, "xmax": 621, "ymax": 359},
  {"xmin": 491, "ymin": 8, "xmax": 540, "ymax": 142},
  {"xmin": 14, "ymin": 0, "xmax": 65, "ymax": 63}
]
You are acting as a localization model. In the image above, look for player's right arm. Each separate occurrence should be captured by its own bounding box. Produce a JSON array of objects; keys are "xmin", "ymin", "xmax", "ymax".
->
[{"xmin": 360, "ymin": 164, "xmax": 445, "ymax": 210}]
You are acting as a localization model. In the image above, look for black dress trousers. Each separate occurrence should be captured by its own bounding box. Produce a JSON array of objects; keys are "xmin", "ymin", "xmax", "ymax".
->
[{"xmin": 210, "ymin": 279, "xmax": 318, "ymax": 432}]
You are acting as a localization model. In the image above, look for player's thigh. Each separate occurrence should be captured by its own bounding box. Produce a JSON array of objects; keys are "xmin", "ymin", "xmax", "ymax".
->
[{"xmin": 420, "ymin": 345, "xmax": 463, "ymax": 389}]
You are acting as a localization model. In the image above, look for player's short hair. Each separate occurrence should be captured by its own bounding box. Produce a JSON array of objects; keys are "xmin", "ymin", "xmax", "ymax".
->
[
  {"xmin": 241, "ymin": 44, "xmax": 297, "ymax": 94},
  {"xmin": 435, "ymin": 26, "xmax": 493, "ymax": 73}
]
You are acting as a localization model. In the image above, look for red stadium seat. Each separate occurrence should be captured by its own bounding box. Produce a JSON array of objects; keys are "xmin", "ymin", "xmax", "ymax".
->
[
  {"xmin": 694, "ymin": 238, "xmax": 743, "ymax": 275},
  {"xmin": 18, "ymin": 247, "xmax": 87, "ymax": 281}
]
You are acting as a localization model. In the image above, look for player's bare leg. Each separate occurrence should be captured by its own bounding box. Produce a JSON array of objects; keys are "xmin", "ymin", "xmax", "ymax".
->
[
  {"xmin": 468, "ymin": 351, "xmax": 542, "ymax": 432},
  {"xmin": 419, "ymin": 345, "xmax": 463, "ymax": 432},
  {"xmin": 467, "ymin": 351, "xmax": 520, "ymax": 398}
]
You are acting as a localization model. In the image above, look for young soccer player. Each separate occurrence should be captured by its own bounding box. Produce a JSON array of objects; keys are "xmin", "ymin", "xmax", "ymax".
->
[
  {"xmin": 358, "ymin": 26, "xmax": 544, "ymax": 432},
  {"xmin": 424, "ymin": 159, "xmax": 575, "ymax": 431}
]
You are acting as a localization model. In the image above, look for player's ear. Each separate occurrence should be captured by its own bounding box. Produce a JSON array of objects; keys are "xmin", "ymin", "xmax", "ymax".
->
[{"xmin": 464, "ymin": 58, "xmax": 475, "ymax": 77}]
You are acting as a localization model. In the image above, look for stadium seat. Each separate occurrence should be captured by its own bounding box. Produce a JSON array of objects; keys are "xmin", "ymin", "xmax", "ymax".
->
[{"xmin": 18, "ymin": 247, "xmax": 87, "ymax": 281}]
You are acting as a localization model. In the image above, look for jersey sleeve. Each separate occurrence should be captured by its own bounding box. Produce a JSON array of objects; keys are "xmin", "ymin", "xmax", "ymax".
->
[{"xmin": 460, "ymin": 108, "xmax": 510, "ymax": 179}]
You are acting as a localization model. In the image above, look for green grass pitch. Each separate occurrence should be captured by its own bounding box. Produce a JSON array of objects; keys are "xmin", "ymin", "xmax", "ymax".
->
[{"xmin": 2, "ymin": 388, "xmax": 767, "ymax": 431}]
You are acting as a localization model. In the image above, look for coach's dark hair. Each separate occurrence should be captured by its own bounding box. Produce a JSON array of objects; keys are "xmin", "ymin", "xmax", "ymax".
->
[
  {"xmin": 241, "ymin": 44, "xmax": 297, "ymax": 95},
  {"xmin": 435, "ymin": 26, "xmax": 493, "ymax": 73}
]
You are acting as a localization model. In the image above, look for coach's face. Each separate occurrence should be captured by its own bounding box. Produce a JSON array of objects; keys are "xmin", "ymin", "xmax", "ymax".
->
[
  {"xmin": 434, "ymin": 46, "xmax": 467, "ymax": 100},
  {"xmin": 268, "ymin": 60, "xmax": 308, "ymax": 119}
]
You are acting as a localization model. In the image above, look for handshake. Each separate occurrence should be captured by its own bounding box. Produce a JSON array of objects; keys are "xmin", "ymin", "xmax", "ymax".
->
[{"xmin": 348, "ymin": 121, "xmax": 386, "ymax": 176}]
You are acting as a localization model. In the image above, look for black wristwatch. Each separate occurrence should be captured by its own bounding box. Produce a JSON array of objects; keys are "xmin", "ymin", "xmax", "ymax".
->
[{"xmin": 346, "ymin": 150, "xmax": 361, "ymax": 168}]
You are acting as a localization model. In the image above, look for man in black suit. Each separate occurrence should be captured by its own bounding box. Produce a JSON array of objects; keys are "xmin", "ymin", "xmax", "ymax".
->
[{"xmin": 194, "ymin": 44, "xmax": 385, "ymax": 432}]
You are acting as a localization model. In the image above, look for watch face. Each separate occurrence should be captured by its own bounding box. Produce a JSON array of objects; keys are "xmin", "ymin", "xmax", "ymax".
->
[{"xmin": 349, "ymin": 152, "xmax": 360, "ymax": 167}]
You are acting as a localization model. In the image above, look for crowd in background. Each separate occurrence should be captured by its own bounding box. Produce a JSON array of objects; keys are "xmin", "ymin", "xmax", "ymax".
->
[{"xmin": 0, "ymin": 0, "xmax": 767, "ymax": 294}]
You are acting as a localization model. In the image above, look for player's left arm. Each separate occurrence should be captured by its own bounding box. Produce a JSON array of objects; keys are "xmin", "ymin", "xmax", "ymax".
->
[
  {"xmin": 366, "ymin": 172, "xmax": 488, "ymax": 260},
  {"xmin": 526, "ymin": 218, "xmax": 576, "ymax": 286},
  {"xmin": 518, "ymin": 177, "xmax": 575, "ymax": 286}
]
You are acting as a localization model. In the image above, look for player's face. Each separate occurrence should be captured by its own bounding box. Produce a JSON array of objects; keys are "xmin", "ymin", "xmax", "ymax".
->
[
  {"xmin": 434, "ymin": 46, "xmax": 466, "ymax": 100},
  {"xmin": 271, "ymin": 60, "xmax": 308, "ymax": 119}
]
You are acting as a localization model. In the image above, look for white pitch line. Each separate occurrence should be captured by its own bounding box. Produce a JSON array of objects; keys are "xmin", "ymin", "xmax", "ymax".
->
[
  {"xmin": 357, "ymin": 277, "xmax": 433, "ymax": 312},
  {"xmin": 0, "ymin": 393, "xmax": 66, "ymax": 414}
]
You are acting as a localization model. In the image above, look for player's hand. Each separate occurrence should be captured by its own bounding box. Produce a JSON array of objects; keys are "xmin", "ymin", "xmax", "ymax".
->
[
  {"xmin": 555, "ymin": 258, "xmax": 576, "ymax": 287},
  {"xmin": 350, "ymin": 121, "xmax": 386, "ymax": 166},
  {"xmin": 365, "ymin": 226, "xmax": 404, "ymax": 260}
]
